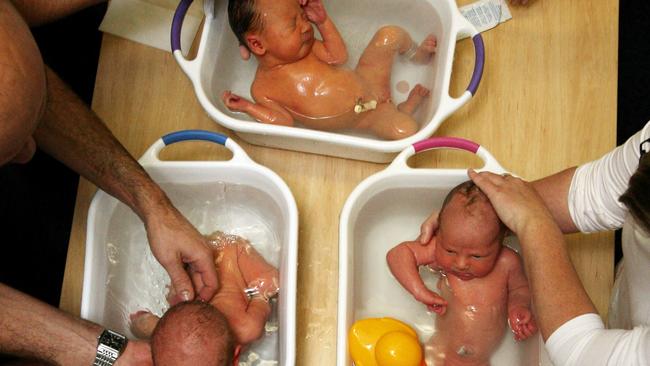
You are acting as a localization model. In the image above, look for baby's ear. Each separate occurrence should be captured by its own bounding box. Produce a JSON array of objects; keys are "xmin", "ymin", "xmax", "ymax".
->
[{"xmin": 246, "ymin": 34, "xmax": 266, "ymax": 56}]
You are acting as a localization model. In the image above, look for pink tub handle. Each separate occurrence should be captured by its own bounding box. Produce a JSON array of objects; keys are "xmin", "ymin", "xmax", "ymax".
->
[
  {"xmin": 388, "ymin": 136, "xmax": 507, "ymax": 174},
  {"xmin": 412, "ymin": 137, "xmax": 480, "ymax": 154}
]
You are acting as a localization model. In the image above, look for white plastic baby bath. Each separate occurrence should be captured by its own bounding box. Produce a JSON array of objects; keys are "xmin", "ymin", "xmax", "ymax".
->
[
  {"xmin": 81, "ymin": 130, "xmax": 298, "ymax": 365},
  {"xmin": 337, "ymin": 137, "xmax": 552, "ymax": 365},
  {"xmin": 171, "ymin": 0, "xmax": 485, "ymax": 162}
]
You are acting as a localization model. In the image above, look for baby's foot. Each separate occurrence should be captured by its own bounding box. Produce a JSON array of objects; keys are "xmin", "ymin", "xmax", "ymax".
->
[
  {"xmin": 398, "ymin": 84, "xmax": 430, "ymax": 115},
  {"xmin": 411, "ymin": 34, "xmax": 437, "ymax": 64}
]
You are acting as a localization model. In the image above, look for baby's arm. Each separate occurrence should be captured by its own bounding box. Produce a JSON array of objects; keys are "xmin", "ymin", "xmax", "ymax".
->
[
  {"xmin": 386, "ymin": 240, "xmax": 447, "ymax": 314},
  {"xmin": 504, "ymin": 248, "xmax": 538, "ymax": 341},
  {"xmin": 221, "ymin": 91, "xmax": 294, "ymax": 126},
  {"xmin": 301, "ymin": 0, "xmax": 347, "ymax": 65}
]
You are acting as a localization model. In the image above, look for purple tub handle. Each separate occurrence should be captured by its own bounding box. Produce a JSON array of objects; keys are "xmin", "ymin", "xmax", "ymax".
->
[
  {"xmin": 412, "ymin": 137, "xmax": 480, "ymax": 154},
  {"xmin": 171, "ymin": 0, "xmax": 194, "ymax": 52},
  {"xmin": 467, "ymin": 34, "xmax": 485, "ymax": 96}
]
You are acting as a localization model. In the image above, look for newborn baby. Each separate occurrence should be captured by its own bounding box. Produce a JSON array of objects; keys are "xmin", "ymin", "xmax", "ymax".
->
[
  {"xmin": 130, "ymin": 231, "xmax": 279, "ymax": 365},
  {"xmin": 386, "ymin": 181, "xmax": 537, "ymax": 366},
  {"xmin": 222, "ymin": 0, "xmax": 436, "ymax": 140}
]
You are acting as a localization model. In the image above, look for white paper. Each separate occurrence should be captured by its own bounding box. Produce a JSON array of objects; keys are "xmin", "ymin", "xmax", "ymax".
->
[
  {"xmin": 99, "ymin": 0, "xmax": 204, "ymax": 55},
  {"xmin": 458, "ymin": 0, "xmax": 512, "ymax": 39}
]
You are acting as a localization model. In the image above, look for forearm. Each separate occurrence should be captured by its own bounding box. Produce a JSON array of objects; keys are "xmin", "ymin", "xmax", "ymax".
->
[
  {"xmin": 9, "ymin": 0, "xmax": 106, "ymax": 26},
  {"xmin": 34, "ymin": 67, "xmax": 171, "ymax": 223},
  {"xmin": 314, "ymin": 17, "xmax": 348, "ymax": 64},
  {"xmin": 386, "ymin": 244, "xmax": 433, "ymax": 299},
  {"xmin": 532, "ymin": 167, "xmax": 579, "ymax": 233},
  {"xmin": 0, "ymin": 283, "xmax": 101, "ymax": 364},
  {"xmin": 244, "ymin": 102, "xmax": 294, "ymax": 126},
  {"xmin": 517, "ymin": 220, "xmax": 597, "ymax": 340}
]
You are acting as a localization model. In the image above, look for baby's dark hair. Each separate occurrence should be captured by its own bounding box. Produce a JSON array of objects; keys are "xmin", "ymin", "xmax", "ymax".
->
[
  {"xmin": 439, "ymin": 180, "xmax": 506, "ymax": 234},
  {"xmin": 619, "ymin": 152, "xmax": 650, "ymax": 234},
  {"xmin": 151, "ymin": 300, "xmax": 235, "ymax": 366},
  {"xmin": 228, "ymin": 0, "xmax": 264, "ymax": 51}
]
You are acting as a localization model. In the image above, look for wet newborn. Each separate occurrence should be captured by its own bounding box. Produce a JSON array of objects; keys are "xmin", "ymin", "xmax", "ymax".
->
[
  {"xmin": 222, "ymin": 0, "xmax": 436, "ymax": 140},
  {"xmin": 130, "ymin": 231, "xmax": 279, "ymax": 365},
  {"xmin": 386, "ymin": 181, "xmax": 537, "ymax": 366}
]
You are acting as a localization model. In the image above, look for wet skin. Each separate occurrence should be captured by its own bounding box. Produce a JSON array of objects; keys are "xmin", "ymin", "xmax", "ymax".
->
[{"xmin": 222, "ymin": 0, "xmax": 436, "ymax": 140}]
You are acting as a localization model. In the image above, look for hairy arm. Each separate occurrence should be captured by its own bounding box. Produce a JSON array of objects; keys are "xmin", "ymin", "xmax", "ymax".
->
[
  {"xmin": 386, "ymin": 240, "xmax": 447, "ymax": 313},
  {"xmin": 9, "ymin": 0, "xmax": 106, "ymax": 26},
  {"xmin": 34, "ymin": 67, "xmax": 218, "ymax": 303},
  {"xmin": 0, "ymin": 283, "xmax": 152, "ymax": 365}
]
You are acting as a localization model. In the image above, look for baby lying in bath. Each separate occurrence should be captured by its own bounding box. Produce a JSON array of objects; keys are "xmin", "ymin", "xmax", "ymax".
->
[
  {"xmin": 222, "ymin": 0, "xmax": 436, "ymax": 140},
  {"xmin": 386, "ymin": 181, "xmax": 538, "ymax": 366},
  {"xmin": 130, "ymin": 231, "xmax": 279, "ymax": 365}
]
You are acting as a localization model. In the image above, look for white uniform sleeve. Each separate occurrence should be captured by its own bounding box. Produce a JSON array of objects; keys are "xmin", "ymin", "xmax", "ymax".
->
[
  {"xmin": 546, "ymin": 313, "xmax": 650, "ymax": 366},
  {"xmin": 568, "ymin": 121, "xmax": 650, "ymax": 232}
]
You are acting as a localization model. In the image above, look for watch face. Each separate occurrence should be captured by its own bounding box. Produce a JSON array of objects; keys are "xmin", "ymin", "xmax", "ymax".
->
[{"xmin": 100, "ymin": 329, "xmax": 127, "ymax": 352}]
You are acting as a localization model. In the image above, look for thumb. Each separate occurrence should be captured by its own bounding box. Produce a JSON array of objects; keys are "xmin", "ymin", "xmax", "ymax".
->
[{"xmin": 165, "ymin": 262, "xmax": 195, "ymax": 303}]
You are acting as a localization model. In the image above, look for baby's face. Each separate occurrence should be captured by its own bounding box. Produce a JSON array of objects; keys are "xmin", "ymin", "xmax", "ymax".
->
[
  {"xmin": 254, "ymin": 0, "xmax": 314, "ymax": 62},
  {"xmin": 433, "ymin": 194, "xmax": 503, "ymax": 281}
]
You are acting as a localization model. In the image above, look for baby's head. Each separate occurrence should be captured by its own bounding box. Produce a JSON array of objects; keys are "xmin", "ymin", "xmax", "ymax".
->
[
  {"xmin": 228, "ymin": 0, "xmax": 315, "ymax": 63},
  {"xmin": 151, "ymin": 301, "xmax": 235, "ymax": 366},
  {"xmin": 433, "ymin": 181, "xmax": 506, "ymax": 280}
]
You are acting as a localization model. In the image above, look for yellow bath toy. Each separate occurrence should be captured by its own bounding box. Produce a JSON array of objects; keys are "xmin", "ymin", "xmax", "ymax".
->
[{"xmin": 348, "ymin": 317, "xmax": 424, "ymax": 366}]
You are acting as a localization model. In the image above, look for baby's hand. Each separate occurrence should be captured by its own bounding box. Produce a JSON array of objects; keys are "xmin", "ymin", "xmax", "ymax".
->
[
  {"xmin": 414, "ymin": 288, "xmax": 447, "ymax": 315},
  {"xmin": 299, "ymin": 0, "xmax": 327, "ymax": 25},
  {"xmin": 222, "ymin": 91, "xmax": 251, "ymax": 112},
  {"xmin": 508, "ymin": 305, "xmax": 538, "ymax": 341}
]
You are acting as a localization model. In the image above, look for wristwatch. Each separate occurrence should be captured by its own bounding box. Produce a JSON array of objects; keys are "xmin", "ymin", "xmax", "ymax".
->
[{"xmin": 93, "ymin": 329, "xmax": 128, "ymax": 366}]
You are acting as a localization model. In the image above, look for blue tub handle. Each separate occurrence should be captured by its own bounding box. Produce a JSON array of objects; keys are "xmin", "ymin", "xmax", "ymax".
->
[{"xmin": 162, "ymin": 130, "xmax": 228, "ymax": 146}]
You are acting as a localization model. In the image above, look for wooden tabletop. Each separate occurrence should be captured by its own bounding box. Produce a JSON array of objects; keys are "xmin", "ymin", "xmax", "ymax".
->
[{"xmin": 61, "ymin": 1, "xmax": 618, "ymax": 364}]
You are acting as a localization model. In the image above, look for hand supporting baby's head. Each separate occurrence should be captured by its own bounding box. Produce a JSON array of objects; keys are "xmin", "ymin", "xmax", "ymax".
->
[
  {"xmin": 151, "ymin": 301, "xmax": 235, "ymax": 366},
  {"xmin": 433, "ymin": 180, "xmax": 507, "ymax": 279}
]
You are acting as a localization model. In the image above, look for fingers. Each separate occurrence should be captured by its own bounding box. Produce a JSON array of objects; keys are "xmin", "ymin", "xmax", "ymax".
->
[
  {"xmin": 189, "ymin": 254, "xmax": 219, "ymax": 301},
  {"xmin": 239, "ymin": 44, "xmax": 250, "ymax": 60},
  {"xmin": 164, "ymin": 260, "xmax": 195, "ymax": 303},
  {"xmin": 418, "ymin": 211, "xmax": 439, "ymax": 244}
]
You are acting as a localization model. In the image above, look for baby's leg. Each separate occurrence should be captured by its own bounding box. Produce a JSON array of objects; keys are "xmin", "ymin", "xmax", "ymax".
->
[
  {"xmin": 355, "ymin": 25, "xmax": 415, "ymax": 102},
  {"xmin": 409, "ymin": 34, "xmax": 437, "ymax": 65},
  {"xmin": 356, "ymin": 103, "xmax": 419, "ymax": 140},
  {"xmin": 397, "ymin": 84, "xmax": 431, "ymax": 115}
]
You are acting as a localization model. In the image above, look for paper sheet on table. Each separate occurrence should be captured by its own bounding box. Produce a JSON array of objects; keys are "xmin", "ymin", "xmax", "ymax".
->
[
  {"xmin": 458, "ymin": 0, "xmax": 512, "ymax": 40},
  {"xmin": 99, "ymin": 0, "xmax": 205, "ymax": 55}
]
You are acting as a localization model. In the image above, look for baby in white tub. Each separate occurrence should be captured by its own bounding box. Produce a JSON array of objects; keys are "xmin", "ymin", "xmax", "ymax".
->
[
  {"xmin": 221, "ymin": 0, "xmax": 437, "ymax": 140},
  {"xmin": 386, "ymin": 181, "xmax": 538, "ymax": 365},
  {"xmin": 130, "ymin": 231, "xmax": 279, "ymax": 365}
]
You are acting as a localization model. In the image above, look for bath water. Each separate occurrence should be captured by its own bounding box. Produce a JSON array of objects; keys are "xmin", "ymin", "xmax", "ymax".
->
[{"xmin": 103, "ymin": 181, "xmax": 281, "ymax": 365}]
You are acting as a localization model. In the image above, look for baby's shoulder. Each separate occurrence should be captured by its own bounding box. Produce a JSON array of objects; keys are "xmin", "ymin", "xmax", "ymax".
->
[{"xmin": 496, "ymin": 246, "xmax": 523, "ymax": 270}]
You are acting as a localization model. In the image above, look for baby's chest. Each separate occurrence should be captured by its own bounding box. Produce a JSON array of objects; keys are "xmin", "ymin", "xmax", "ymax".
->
[{"xmin": 441, "ymin": 274, "xmax": 509, "ymax": 307}]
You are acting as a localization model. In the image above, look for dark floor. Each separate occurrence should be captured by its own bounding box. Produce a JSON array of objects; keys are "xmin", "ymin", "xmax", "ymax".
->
[{"xmin": 0, "ymin": 1, "xmax": 648, "ymax": 362}]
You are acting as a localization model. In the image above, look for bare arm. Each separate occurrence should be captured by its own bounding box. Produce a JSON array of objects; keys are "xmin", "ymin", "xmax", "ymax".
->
[
  {"xmin": 0, "ymin": 283, "xmax": 152, "ymax": 365},
  {"xmin": 504, "ymin": 248, "xmax": 537, "ymax": 340},
  {"xmin": 301, "ymin": 0, "xmax": 347, "ymax": 65},
  {"xmin": 222, "ymin": 90, "xmax": 294, "ymax": 126},
  {"xmin": 9, "ymin": 0, "xmax": 106, "ymax": 26},
  {"xmin": 531, "ymin": 167, "xmax": 579, "ymax": 233},
  {"xmin": 34, "ymin": 67, "xmax": 218, "ymax": 303},
  {"xmin": 386, "ymin": 240, "xmax": 447, "ymax": 313},
  {"xmin": 469, "ymin": 170, "xmax": 597, "ymax": 340}
]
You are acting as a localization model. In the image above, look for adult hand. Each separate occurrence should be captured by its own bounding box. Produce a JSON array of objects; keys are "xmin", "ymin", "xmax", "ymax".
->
[
  {"xmin": 145, "ymin": 206, "xmax": 218, "ymax": 303},
  {"xmin": 115, "ymin": 340, "xmax": 153, "ymax": 366},
  {"xmin": 417, "ymin": 210, "xmax": 439, "ymax": 244},
  {"xmin": 508, "ymin": 305, "xmax": 538, "ymax": 341},
  {"xmin": 299, "ymin": 0, "xmax": 327, "ymax": 25},
  {"xmin": 467, "ymin": 170, "xmax": 556, "ymax": 236},
  {"xmin": 239, "ymin": 45, "xmax": 250, "ymax": 60}
]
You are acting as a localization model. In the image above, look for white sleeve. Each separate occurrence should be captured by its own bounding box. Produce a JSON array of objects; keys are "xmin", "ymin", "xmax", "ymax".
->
[
  {"xmin": 568, "ymin": 121, "xmax": 650, "ymax": 232},
  {"xmin": 546, "ymin": 313, "xmax": 650, "ymax": 366}
]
